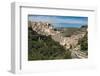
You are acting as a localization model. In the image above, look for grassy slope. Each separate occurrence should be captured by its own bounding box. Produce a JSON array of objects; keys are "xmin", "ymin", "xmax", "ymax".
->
[{"xmin": 28, "ymin": 27, "xmax": 71, "ymax": 60}]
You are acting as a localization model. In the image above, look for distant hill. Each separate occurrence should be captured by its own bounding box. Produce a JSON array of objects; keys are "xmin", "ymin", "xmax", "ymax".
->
[
  {"xmin": 54, "ymin": 27, "xmax": 87, "ymax": 37},
  {"xmin": 81, "ymin": 25, "xmax": 88, "ymax": 28}
]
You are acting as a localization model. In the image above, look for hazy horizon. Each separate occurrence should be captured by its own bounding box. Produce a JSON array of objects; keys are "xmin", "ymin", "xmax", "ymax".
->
[{"xmin": 28, "ymin": 15, "xmax": 88, "ymax": 28}]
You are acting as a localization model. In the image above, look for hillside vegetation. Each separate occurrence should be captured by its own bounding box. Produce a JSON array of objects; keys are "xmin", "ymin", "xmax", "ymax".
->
[
  {"xmin": 78, "ymin": 32, "xmax": 88, "ymax": 51},
  {"xmin": 28, "ymin": 27, "xmax": 72, "ymax": 60}
]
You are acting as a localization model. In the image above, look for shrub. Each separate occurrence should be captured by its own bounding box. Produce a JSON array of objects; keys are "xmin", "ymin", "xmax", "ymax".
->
[{"xmin": 78, "ymin": 32, "xmax": 88, "ymax": 51}]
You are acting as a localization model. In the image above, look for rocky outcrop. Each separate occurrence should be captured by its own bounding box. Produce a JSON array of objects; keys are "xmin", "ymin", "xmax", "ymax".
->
[{"xmin": 29, "ymin": 21, "xmax": 88, "ymax": 58}]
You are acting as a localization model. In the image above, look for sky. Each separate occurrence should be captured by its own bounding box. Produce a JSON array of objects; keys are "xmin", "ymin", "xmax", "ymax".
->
[{"xmin": 28, "ymin": 15, "xmax": 88, "ymax": 28}]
